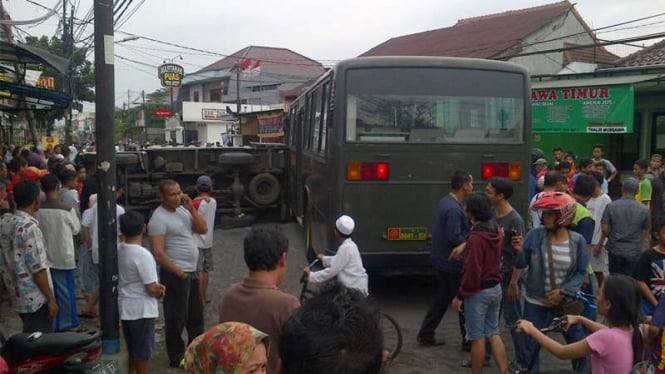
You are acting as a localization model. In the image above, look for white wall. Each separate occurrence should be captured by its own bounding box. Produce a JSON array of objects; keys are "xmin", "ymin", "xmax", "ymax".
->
[{"xmin": 508, "ymin": 11, "xmax": 596, "ymax": 75}]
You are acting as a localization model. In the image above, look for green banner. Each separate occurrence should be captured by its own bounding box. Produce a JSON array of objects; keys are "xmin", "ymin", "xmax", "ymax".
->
[{"xmin": 531, "ymin": 84, "xmax": 634, "ymax": 133}]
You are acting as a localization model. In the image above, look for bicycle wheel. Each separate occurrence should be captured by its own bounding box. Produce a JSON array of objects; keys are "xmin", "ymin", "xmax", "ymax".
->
[{"xmin": 379, "ymin": 312, "xmax": 402, "ymax": 361}]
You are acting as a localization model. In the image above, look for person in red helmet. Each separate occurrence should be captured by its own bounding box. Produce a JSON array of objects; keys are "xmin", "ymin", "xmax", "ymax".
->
[{"xmin": 512, "ymin": 191, "xmax": 589, "ymax": 373}]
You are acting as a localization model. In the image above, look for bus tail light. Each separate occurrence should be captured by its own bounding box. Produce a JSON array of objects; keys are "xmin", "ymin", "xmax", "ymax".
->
[
  {"xmin": 376, "ymin": 162, "xmax": 390, "ymax": 180},
  {"xmin": 347, "ymin": 162, "xmax": 362, "ymax": 180},
  {"xmin": 347, "ymin": 162, "xmax": 390, "ymax": 181},
  {"xmin": 482, "ymin": 162, "xmax": 522, "ymax": 181}
]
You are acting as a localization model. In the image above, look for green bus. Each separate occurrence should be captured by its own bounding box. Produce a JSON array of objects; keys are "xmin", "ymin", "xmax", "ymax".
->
[{"xmin": 287, "ymin": 56, "xmax": 531, "ymax": 271}]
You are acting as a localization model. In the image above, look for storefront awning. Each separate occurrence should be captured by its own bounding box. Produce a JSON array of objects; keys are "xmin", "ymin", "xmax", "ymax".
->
[{"xmin": 532, "ymin": 74, "xmax": 664, "ymax": 89}]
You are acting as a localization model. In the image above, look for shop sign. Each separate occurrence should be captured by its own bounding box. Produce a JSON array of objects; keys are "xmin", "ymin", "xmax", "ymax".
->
[
  {"xmin": 202, "ymin": 108, "xmax": 225, "ymax": 120},
  {"xmin": 41, "ymin": 136, "xmax": 59, "ymax": 150},
  {"xmin": 257, "ymin": 112, "xmax": 284, "ymax": 138},
  {"xmin": 37, "ymin": 77, "xmax": 55, "ymax": 90},
  {"xmin": 531, "ymin": 84, "xmax": 633, "ymax": 133},
  {"xmin": 158, "ymin": 63, "xmax": 184, "ymax": 87}
]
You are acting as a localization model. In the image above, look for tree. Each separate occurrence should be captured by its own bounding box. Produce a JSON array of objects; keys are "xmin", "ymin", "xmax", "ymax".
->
[{"xmin": 24, "ymin": 35, "xmax": 95, "ymax": 108}]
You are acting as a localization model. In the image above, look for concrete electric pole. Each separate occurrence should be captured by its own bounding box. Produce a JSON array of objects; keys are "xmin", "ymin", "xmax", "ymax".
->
[{"xmin": 94, "ymin": 0, "xmax": 120, "ymax": 354}]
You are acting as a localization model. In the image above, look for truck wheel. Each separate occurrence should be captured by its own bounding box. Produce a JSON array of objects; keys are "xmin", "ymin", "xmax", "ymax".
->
[{"xmin": 248, "ymin": 173, "xmax": 281, "ymax": 205}]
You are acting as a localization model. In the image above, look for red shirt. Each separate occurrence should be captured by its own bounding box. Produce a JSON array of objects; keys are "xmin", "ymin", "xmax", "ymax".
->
[{"xmin": 459, "ymin": 223, "xmax": 503, "ymax": 299}]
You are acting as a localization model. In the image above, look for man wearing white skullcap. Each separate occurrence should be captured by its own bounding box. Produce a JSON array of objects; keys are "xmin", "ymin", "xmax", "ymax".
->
[{"xmin": 304, "ymin": 215, "xmax": 369, "ymax": 296}]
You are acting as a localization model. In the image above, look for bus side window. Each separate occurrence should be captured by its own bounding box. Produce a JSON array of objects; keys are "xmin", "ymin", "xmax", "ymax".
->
[
  {"xmin": 304, "ymin": 95, "xmax": 314, "ymax": 151},
  {"xmin": 320, "ymin": 82, "xmax": 330, "ymax": 155},
  {"xmin": 311, "ymin": 85, "xmax": 323, "ymax": 154}
]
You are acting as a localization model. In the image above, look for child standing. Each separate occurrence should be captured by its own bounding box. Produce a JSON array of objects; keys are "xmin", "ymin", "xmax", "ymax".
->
[
  {"xmin": 118, "ymin": 211, "xmax": 165, "ymax": 374},
  {"xmin": 636, "ymin": 220, "xmax": 665, "ymax": 316},
  {"xmin": 452, "ymin": 192, "xmax": 509, "ymax": 374},
  {"xmin": 517, "ymin": 274, "xmax": 643, "ymax": 374},
  {"xmin": 193, "ymin": 175, "xmax": 217, "ymax": 304}
]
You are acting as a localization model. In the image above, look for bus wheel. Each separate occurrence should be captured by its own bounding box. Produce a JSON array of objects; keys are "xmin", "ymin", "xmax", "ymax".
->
[{"xmin": 248, "ymin": 173, "xmax": 281, "ymax": 205}]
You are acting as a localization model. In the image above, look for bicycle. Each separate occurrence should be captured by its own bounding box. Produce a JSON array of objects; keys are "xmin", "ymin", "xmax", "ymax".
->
[
  {"xmin": 505, "ymin": 316, "xmax": 570, "ymax": 374},
  {"xmin": 299, "ymin": 259, "xmax": 403, "ymax": 365}
]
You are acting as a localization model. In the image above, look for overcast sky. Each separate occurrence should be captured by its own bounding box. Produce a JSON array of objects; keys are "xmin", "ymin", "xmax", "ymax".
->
[{"xmin": 5, "ymin": 0, "xmax": 665, "ymax": 108}]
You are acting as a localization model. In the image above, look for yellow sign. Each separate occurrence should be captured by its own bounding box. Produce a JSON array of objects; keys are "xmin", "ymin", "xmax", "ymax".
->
[
  {"xmin": 158, "ymin": 63, "xmax": 184, "ymax": 88},
  {"xmin": 0, "ymin": 73, "xmax": 12, "ymax": 98},
  {"xmin": 41, "ymin": 136, "xmax": 59, "ymax": 151},
  {"xmin": 37, "ymin": 77, "xmax": 55, "ymax": 90}
]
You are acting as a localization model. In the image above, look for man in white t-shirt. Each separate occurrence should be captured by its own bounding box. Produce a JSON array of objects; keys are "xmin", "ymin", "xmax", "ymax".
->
[
  {"xmin": 118, "ymin": 210, "xmax": 165, "ymax": 374},
  {"xmin": 193, "ymin": 175, "xmax": 217, "ymax": 304},
  {"xmin": 80, "ymin": 188, "xmax": 125, "ymax": 318},
  {"xmin": 587, "ymin": 171, "xmax": 612, "ymax": 286},
  {"xmin": 148, "ymin": 179, "xmax": 208, "ymax": 367}
]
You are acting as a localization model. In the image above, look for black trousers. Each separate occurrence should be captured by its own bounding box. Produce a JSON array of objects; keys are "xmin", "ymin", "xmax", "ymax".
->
[
  {"xmin": 160, "ymin": 270, "xmax": 204, "ymax": 364},
  {"xmin": 19, "ymin": 303, "xmax": 53, "ymax": 333},
  {"xmin": 418, "ymin": 270, "xmax": 467, "ymax": 342}
]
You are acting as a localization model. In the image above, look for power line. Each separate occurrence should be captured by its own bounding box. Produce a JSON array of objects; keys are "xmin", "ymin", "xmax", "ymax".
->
[
  {"xmin": 114, "ymin": 0, "xmax": 133, "ymax": 25},
  {"xmin": 501, "ymin": 31, "xmax": 665, "ymax": 59},
  {"xmin": 0, "ymin": 0, "xmax": 59, "ymax": 25},
  {"xmin": 117, "ymin": 44, "xmax": 208, "ymax": 68},
  {"xmin": 115, "ymin": 0, "xmax": 146, "ymax": 30}
]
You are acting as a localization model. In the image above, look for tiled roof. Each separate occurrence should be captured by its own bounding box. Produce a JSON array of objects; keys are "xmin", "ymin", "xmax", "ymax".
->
[
  {"xmin": 616, "ymin": 39, "xmax": 665, "ymax": 67},
  {"xmin": 562, "ymin": 42, "xmax": 619, "ymax": 66},
  {"xmin": 197, "ymin": 46, "xmax": 325, "ymax": 78},
  {"xmin": 361, "ymin": 1, "xmax": 575, "ymax": 58}
]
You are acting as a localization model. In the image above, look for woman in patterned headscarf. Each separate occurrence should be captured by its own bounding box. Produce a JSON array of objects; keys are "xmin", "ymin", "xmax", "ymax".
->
[{"xmin": 183, "ymin": 322, "xmax": 269, "ymax": 374}]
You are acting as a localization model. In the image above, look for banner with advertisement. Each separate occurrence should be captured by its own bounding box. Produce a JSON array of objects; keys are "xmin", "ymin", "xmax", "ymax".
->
[
  {"xmin": 41, "ymin": 136, "xmax": 59, "ymax": 150},
  {"xmin": 257, "ymin": 112, "xmax": 285, "ymax": 138},
  {"xmin": 531, "ymin": 84, "xmax": 634, "ymax": 133}
]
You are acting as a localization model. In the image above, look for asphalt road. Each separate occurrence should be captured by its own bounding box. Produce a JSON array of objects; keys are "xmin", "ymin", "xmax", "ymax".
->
[
  {"xmin": 151, "ymin": 222, "xmax": 572, "ymax": 373},
  {"xmin": 0, "ymin": 222, "xmax": 573, "ymax": 373}
]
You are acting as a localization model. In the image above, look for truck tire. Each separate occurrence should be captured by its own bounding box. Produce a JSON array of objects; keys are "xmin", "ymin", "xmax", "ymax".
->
[
  {"xmin": 218, "ymin": 152, "xmax": 254, "ymax": 166},
  {"xmin": 248, "ymin": 173, "xmax": 281, "ymax": 205}
]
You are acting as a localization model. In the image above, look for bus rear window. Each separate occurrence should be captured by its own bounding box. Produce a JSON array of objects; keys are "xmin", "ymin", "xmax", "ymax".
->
[{"xmin": 345, "ymin": 68, "xmax": 525, "ymax": 144}]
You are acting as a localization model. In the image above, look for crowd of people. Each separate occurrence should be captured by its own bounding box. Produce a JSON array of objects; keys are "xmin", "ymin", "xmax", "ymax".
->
[
  {"xmin": 7, "ymin": 140, "xmax": 665, "ymax": 373},
  {"xmin": 415, "ymin": 143, "xmax": 665, "ymax": 374},
  {"xmin": 0, "ymin": 142, "xmax": 381, "ymax": 374}
]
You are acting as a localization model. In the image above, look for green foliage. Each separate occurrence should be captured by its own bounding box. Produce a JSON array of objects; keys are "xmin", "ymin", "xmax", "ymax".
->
[
  {"xmin": 114, "ymin": 101, "xmax": 169, "ymax": 142},
  {"xmin": 23, "ymin": 35, "xmax": 95, "ymax": 107}
]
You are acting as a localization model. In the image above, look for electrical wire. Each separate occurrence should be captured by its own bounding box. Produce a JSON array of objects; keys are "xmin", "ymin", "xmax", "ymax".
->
[
  {"xmin": 117, "ymin": 44, "xmax": 208, "ymax": 68},
  {"xmin": 0, "ymin": 0, "xmax": 59, "ymax": 25},
  {"xmin": 114, "ymin": 0, "xmax": 146, "ymax": 30},
  {"xmin": 114, "ymin": 0, "xmax": 133, "ymax": 26}
]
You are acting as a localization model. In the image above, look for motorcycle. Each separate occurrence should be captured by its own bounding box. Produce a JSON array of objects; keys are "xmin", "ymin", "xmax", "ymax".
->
[{"xmin": 0, "ymin": 329, "xmax": 102, "ymax": 373}]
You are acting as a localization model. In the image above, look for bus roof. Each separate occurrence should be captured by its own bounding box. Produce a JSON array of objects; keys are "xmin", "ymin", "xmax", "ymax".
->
[{"xmin": 335, "ymin": 56, "xmax": 528, "ymax": 75}]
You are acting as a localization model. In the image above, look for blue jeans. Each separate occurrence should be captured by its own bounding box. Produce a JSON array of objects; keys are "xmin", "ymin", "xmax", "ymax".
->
[
  {"xmin": 51, "ymin": 268, "xmax": 80, "ymax": 331},
  {"xmin": 521, "ymin": 300, "xmax": 587, "ymax": 373},
  {"xmin": 464, "ymin": 284, "xmax": 502, "ymax": 341},
  {"xmin": 608, "ymin": 253, "xmax": 639, "ymax": 277},
  {"xmin": 500, "ymin": 273, "xmax": 526, "ymax": 366}
]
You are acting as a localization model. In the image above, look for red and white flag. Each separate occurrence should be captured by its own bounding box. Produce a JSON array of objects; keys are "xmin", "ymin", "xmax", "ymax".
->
[
  {"xmin": 240, "ymin": 59, "xmax": 251, "ymax": 70},
  {"xmin": 251, "ymin": 60, "xmax": 261, "ymax": 76}
]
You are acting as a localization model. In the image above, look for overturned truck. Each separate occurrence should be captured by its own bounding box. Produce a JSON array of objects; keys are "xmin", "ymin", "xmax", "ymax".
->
[{"xmin": 82, "ymin": 143, "xmax": 288, "ymax": 227}]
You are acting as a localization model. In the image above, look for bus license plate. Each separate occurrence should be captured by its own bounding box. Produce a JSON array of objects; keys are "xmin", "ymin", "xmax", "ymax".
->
[{"xmin": 387, "ymin": 227, "xmax": 428, "ymax": 241}]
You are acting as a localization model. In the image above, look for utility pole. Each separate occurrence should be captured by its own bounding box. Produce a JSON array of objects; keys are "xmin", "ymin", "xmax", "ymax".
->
[
  {"xmin": 94, "ymin": 0, "xmax": 119, "ymax": 354},
  {"xmin": 142, "ymin": 89, "xmax": 147, "ymax": 144},
  {"xmin": 62, "ymin": 0, "xmax": 74, "ymax": 145},
  {"xmin": 236, "ymin": 62, "xmax": 242, "ymax": 135}
]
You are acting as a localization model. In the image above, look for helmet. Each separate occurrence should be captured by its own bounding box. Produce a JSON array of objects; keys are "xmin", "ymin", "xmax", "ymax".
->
[
  {"xmin": 531, "ymin": 148, "xmax": 545, "ymax": 164},
  {"xmin": 532, "ymin": 191, "xmax": 577, "ymax": 226}
]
